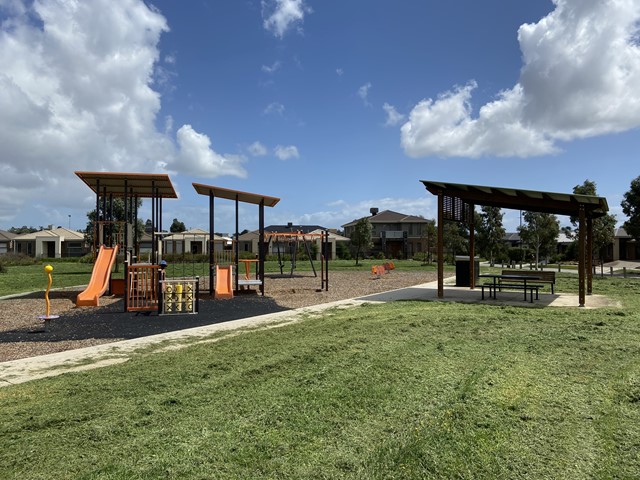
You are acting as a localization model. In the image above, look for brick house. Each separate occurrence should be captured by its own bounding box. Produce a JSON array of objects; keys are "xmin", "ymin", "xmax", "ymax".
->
[{"xmin": 341, "ymin": 209, "xmax": 433, "ymax": 259}]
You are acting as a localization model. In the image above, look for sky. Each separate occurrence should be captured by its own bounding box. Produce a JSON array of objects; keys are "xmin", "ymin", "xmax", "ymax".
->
[{"xmin": 1, "ymin": 0, "xmax": 639, "ymax": 235}]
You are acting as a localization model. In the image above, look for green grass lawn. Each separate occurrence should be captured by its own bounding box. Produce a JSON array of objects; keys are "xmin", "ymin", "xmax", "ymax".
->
[{"xmin": 1, "ymin": 275, "xmax": 639, "ymax": 479}]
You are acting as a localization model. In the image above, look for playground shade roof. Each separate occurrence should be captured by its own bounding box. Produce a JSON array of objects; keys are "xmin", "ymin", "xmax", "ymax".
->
[
  {"xmin": 75, "ymin": 171, "xmax": 178, "ymax": 199},
  {"xmin": 420, "ymin": 180, "xmax": 609, "ymax": 218},
  {"xmin": 192, "ymin": 183, "xmax": 280, "ymax": 207}
]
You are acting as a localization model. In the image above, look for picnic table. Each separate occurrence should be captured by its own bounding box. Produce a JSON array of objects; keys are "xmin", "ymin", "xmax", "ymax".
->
[{"xmin": 479, "ymin": 273, "xmax": 542, "ymax": 303}]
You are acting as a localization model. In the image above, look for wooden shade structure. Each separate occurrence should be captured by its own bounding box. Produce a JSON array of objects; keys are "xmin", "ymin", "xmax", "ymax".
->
[
  {"xmin": 192, "ymin": 183, "xmax": 280, "ymax": 296},
  {"xmin": 75, "ymin": 171, "xmax": 178, "ymax": 261},
  {"xmin": 421, "ymin": 180, "xmax": 610, "ymax": 307}
]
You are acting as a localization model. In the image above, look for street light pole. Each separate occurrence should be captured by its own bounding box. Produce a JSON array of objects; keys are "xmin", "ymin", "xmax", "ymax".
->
[{"xmin": 68, "ymin": 214, "xmax": 71, "ymax": 229}]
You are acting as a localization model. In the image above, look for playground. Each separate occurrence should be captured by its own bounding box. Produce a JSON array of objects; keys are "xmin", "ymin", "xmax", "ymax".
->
[{"xmin": 0, "ymin": 269, "xmax": 443, "ymax": 362}]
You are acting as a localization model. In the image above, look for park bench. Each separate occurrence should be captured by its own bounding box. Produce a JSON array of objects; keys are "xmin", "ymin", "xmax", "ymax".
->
[{"xmin": 501, "ymin": 269, "xmax": 556, "ymax": 294}]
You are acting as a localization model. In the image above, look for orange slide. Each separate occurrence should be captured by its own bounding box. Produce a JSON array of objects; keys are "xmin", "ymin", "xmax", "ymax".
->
[
  {"xmin": 76, "ymin": 245, "xmax": 118, "ymax": 307},
  {"xmin": 215, "ymin": 265, "xmax": 234, "ymax": 299}
]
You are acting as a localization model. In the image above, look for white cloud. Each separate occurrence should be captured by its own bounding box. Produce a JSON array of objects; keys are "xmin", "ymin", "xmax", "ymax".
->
[
  {"xmin": 248, "ymin": 141, "xmax": 268, "ymax": 156},
  {"xmin": 274, "ymin": 145, "xmax": 299, "ymax": 160},
  {"xmin": 357, "ymin": 82, "xmax": 372, "ymax": 106},
  {"xmin": 0, "ymin": 0, "xmax": 246, "ymax": 223},
  {"xmin": 336, "ymin": 68, "xmax": 344, "ymax": 76},
  {"xmin": 174, "ymin": 125, "xmax": 247, "ymax": 178},
  {"xmin": 401, "ymin": 0, "xmax": 640, "ymax": 158},
  {"xmin": 264, "ymin": 101, "xmax": 285, "ymax": 115},
  {"xmin": 261, "ymin": 60, "xmax": 282, "ymax": 74},
  {"xmin": 164, "ymin": 115, "xmax": 174, "ymax": 134},
  {"xmin": 262, "ymin": 0, "xmax": 311, "ymax": 38},
  {"xmin": 383, "ymin": 103, "xmax": 405, "ymax": 127}
]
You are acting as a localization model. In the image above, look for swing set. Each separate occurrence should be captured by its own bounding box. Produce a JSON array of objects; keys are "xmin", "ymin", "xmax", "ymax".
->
[{"xmin": 266, "ymin": 231, "xmax": 322, "ymax": 277}]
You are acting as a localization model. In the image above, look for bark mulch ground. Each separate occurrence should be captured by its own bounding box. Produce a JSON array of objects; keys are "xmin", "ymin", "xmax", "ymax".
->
[{"xmin": 1, "ymin": 270, "xmax": 443, "ymax": 362}]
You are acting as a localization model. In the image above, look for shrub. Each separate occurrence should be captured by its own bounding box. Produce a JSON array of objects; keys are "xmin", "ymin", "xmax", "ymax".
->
[{"xmin": 0, "ymin": 253, "xmax": 37, "ymax": 267}]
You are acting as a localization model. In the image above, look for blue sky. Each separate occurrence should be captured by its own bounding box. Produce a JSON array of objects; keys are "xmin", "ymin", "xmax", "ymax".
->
[{"xmin": 1, "ymin": 0, "xmax": 639, "ymax": 235}]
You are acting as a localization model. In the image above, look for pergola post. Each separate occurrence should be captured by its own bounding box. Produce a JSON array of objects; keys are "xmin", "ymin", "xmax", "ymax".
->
[
  {"xmin": 587, "ymin": 216, "xmax": 593, "ymax": 295},
  {"xmin": 469, "ymin": 202, "xmax": 475, "ymax": 289},
  {"xmin": 209, "ymin": 190, "xmax": 214, "ymax": 296},
  {"xmin": 578, "ymin": 205, "xmax": 586, "ymax": 307},
  {"xmin": 259, "ymin": 199, "xmax": 265, "ymax": 296},
  {"xmin": 437, "ymin": 190, "xmax": 444, "ymax": 298}
]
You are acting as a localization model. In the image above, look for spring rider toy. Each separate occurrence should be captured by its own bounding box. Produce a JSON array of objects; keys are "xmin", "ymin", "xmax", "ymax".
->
[{"xmin": 37, "ymin": 264, "xmax": 59, "ymax": 332}]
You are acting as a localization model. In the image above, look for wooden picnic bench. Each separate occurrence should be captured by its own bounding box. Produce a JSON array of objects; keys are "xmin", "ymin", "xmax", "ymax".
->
[
  {"xmin": 480, "ymin": 273, "xmax": 540, "ymax": 303},
  {"xmin": 501, "ymin": 269, "xmax": 555, "ymax": 294}
]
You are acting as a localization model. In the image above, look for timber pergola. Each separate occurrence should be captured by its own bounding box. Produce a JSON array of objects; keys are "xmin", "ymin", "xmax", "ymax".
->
[
  {"xmin": 421, "ymin": 180, "xmax": 610, "ymax": 307},
  {"xmin": 192, "ymin": 183, "xmax": 280, "ymax": 297},
  {"xmin": 75, "ymin": 171, "xmax": 178, "ymax": 263}
]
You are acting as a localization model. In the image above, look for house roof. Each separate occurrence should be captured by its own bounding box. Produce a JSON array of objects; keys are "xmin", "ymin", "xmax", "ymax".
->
[
  {"xmin": 341, "ymin": 210, "xmax": 430, "ymax": 228},
  {"xmin": 421, "ymin": 180, "xmax": 609, "ymax": 218},
  {"xmin": 163, "ymin": 229, "xmax": 229, "ymax": 241},
  {"xmin": 238, "ymin": 228, "xmax": 349, "ymax": 242},
  {"xmin": 75, "ymin": 171, "xmax": 178, "ymax": 199},
  {"xmin": 265, "ymin": 224, "xmax": 327, "ymax": 234},
  {"xmin": 13, "ymin": 227, "xmax": 85, "ymax": 241},
  {"xmin": 0, "ymin": 230, "xmax": 17, "ymax": 241}
]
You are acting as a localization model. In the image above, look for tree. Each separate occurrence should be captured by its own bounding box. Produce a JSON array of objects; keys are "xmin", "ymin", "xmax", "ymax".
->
[
  {"xmin": 476, "ymin": 206, "xmax": 506, "ymax": 267},
  {"xmin": 85, "ymin": 197, "xmax": 144, "ymax": 246},
  {"xmin": 518, "ymin": 211, "xmax": 559, "ymax": 268},
  {"xmin": 571, "ymin": 180, "xmax": 616, "ymax": 262},
  {"xmin": 349, "ymin": 217, "xmax": 372, "ymax": 265},
  {"xmin": 170, "ymin": 218, "xmax": 186, "ymax": 233},
  {"xmin": 418, "ymin": 219, "xmax": 436, "ymax": 264},
  {"xmin": 8, "ymin": 226, "xmax": 38, "ymax": 234},
  {"xmin": 443, "ymin": 220, "xmax": 468, "ymax": 264},
  {"xmin": 621, "ymin": 176, "xmax": 640, "ymax": 240}
]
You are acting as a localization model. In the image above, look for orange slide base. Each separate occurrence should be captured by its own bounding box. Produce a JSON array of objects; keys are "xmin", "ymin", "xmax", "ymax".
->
[
  {"xmin": 215, "ymin": 265, "xmax": 234, "ymax": 299},
  {"xmin": 76, "ymin": 245, "xmax": 118, "ymax": 307}
]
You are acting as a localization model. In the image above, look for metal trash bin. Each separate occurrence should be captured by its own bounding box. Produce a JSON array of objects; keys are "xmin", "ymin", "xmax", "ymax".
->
[{"xmin": 455, "ymin": 255, "xmax": 479, "ymax": 287}]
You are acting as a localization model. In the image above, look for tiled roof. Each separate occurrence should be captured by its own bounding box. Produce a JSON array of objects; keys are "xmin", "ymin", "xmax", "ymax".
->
[{"xmin": 342, "ymin": 210, "xmax": 430, "ymax": 228}]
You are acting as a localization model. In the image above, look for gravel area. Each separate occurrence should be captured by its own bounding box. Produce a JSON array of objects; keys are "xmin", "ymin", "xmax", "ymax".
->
[{"xmin": 0, "ymin": 270, "xmax": 445, "ymax": 363}]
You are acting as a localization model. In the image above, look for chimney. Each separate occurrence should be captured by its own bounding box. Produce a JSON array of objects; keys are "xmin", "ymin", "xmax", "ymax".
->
[{"xmin": 370, "ymin": 208, "xmax": 379, "ymax": 216}]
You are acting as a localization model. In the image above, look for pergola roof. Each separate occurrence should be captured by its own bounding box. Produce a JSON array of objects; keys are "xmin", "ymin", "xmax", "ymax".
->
[
  {"xmin": 420, "ymin": 180, "xmax": 609, "ymax": 218},
  {"xmin": 75, "ymin": 171, "xmax": 178, "ymax": 199},
  {"xmin": 192, "ymin": 183, "xmax": 280, "ymax": 207}
]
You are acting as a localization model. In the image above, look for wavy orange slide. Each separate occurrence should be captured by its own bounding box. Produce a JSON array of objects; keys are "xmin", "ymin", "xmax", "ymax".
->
[
  {"xmin": 215, "ymin": 265, "xmax": 234, "ymax": 299},
  {"xmin": 76, "ymin": 245, "xmax": 118, "ymax": 307}
]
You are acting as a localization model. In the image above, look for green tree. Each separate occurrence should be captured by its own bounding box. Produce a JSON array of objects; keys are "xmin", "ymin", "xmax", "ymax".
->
[
  {"xmin": 476, "ymin": 206, "xmax": 506, "ymax": 267},
  {"xmin": 518, "ymin": 211, "xmax": 559, "ymax": 268},
  {"xmin": 349, "ymin": 217, "xmax": 372, "ymax": 265},
  {"xmin": 8, "ymin": 226, "xmax": 38, "ymax": 234},
  {"xmin": 85, "ymin": 197, "xmax": 144, "ymax": 247},
  {"xmin": 418, "ymin": 219, "xmax": 436, "ymax": 264},
  {"xmin": 170, "ymin": 218, "xmax": 187, "ymax": 233},
  {"xmin": 443, "ymin": 221, "xmax": 468, "ymax": 264},
  {"xmin": 621, "ymin": 176, "xmax": 640, "ymax": 240},
  {"xmin": 570, "ymin": 180, "xmax": 616, "ymax": 262}
]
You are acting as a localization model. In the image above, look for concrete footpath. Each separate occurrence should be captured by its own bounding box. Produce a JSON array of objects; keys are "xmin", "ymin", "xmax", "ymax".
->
[{"xmin": 0, "ymin": 280, "xmax": 619, "ymax": 388}]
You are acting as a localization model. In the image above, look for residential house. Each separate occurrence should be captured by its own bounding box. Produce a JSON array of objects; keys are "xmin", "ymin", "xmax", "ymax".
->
[
  {"xmin": 610, "ymin": 227, "xmax": 639, "ymax": 262},
  {"xmin": 0, "ymin": 230, "xmax": 16, "ymax": 254},
  {"xmin": 341, "ymin": 209, "xmax": 433, "ymax": 259},
  {"xmin": 163, "ymin": 228, "xmax": 232, "ymax": 256},
  {"xmin": 13, "ymin": 227, "xmax": 87, "ymax": 258}
]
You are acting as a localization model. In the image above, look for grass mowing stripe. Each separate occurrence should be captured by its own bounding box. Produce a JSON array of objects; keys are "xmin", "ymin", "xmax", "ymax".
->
[{"xmin": 0, "ymin": 276, "xmax": 639, "ymax": 479}]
